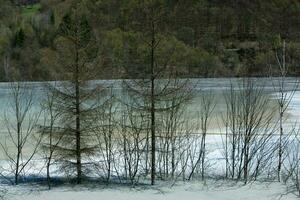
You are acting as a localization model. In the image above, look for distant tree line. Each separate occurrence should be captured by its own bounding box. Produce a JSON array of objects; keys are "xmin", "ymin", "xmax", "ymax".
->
[{"xmin": 0, "ymin": 0, "xmax": 300, "ymax": 81}]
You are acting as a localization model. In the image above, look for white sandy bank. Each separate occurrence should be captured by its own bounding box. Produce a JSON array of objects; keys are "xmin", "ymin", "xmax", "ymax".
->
[{"xmin": 4, "ymin": 181, "xmax": 298, "ymax": 200}]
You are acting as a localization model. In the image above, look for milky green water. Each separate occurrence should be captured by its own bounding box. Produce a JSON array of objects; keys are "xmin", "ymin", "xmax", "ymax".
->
[{"xmin": 0, "ymin": 78, "xmax": 299, "ymax": 158}]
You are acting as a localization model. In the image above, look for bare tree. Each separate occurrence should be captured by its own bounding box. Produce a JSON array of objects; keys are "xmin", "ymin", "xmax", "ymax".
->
[
  {"xmin": 199, "ymin": 91, "xmax": 215, "ymax": 180},
  {"xmin": 157, "ymin": 85, "xmax": 193, "ymax": 180},
  {"xmin": 222, "ymin": 81, "xmax": 240, "ymax": 179},
  {"xmin": 118, "ymin": 104, "xmax": 149, "ymax": 184},
  {"xmin": 188, "ymin": 91, "xmax": 215, "ymax": 180},
  {"xmin": 222, "ymin": 78, "xmax": 276, "ymax": 183},
  {"xmin": 283, "ymin": 129, "xmax": 300, "ymax": 197},
  {"xmin": 271, "ymin": 39, "xmax": 299, "ymax": 182},
  {"xmin": 39, "ymin": 85, "xmax": 62, "ymax": 189},
  {"xmin": 0, "ymin": 82, "xmax": 41, "ymax": 185},
  {"xmin": 93, "ymin": 87, "xmax": 118, "ymax": 183}
]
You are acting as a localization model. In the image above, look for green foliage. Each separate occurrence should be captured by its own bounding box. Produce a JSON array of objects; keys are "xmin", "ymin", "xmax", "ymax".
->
[
  {"xmin": 14, "ymin": 29, "xmax": 26, "ymax": 47},
  {"xmin": 59, "ymin": 14, "xmax": 92, "ymax": 49},
  {"xmin": 0, "ymin": 0, "xmax": 300, "ymax": 81},
  {"xmin": 21, "ymin": 3, "xmax": 41, "ymax": 19},
  {"xmin": 0, "ymin": 25, "xmax": 12, "ymax": 55}
]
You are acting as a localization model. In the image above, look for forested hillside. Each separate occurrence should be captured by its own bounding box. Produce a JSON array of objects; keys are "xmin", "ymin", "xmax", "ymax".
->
[{"xmin": 0, "ymin": 0, "xmax": 300, "ymax": 81}]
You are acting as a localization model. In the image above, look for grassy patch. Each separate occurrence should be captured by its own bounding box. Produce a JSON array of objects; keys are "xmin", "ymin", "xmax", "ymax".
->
[{"xmin": 21, "ymin": 3, "xmax": 41, "ymax": 19}]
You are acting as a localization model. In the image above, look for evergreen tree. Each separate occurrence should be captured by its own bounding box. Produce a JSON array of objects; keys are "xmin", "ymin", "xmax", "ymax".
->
[
  {"xmin": 41, "ymin": 1, "xmax": 100, "ymax": 184},
  {"xmin": 14, "ymin": 29, "xmax": 25, "ymax": 47}
]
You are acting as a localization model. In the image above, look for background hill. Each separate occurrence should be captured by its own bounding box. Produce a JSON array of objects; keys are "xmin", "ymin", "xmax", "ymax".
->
[{"xmin": 0, "ymin": 0, "xmax": 299, "ymax": 81}]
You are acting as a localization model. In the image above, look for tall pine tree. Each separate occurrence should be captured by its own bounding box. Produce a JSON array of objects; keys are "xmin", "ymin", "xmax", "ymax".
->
[{"xmin": 41, "ymin": 1, "xmax": 101, "ymax": 184}]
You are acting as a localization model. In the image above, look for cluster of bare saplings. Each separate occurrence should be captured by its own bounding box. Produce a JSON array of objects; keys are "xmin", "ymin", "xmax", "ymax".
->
[{"xmin": 0, "ymin": 75, "xmax": 299, "ymax": 197}]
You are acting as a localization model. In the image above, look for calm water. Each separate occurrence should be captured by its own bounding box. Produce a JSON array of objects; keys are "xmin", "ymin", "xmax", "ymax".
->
[
  {"xmin": 0, "ymin": 78, "xmax": 299, "ymax": 160},
  {"xmin": 0, "ymin": 78, "xmax": 299, "ymax": 133}
]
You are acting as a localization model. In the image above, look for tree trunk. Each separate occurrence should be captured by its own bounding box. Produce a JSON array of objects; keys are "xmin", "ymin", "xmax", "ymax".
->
[
  {"xmin": 15, "ymin": 121, "xmax": 21, "ymax": 185},
  {"xmin": 150, "ymin": 21, "xmax": 156, "ymax": 186},
  {"xmin": 75, "ymin": 44, "xmax": 82, "ymax": 184}
]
